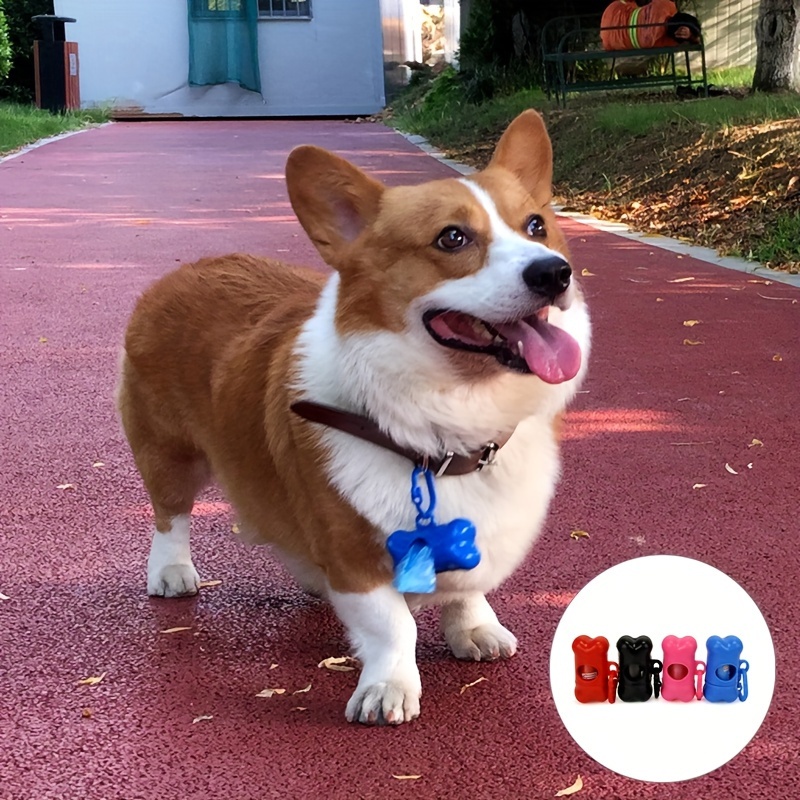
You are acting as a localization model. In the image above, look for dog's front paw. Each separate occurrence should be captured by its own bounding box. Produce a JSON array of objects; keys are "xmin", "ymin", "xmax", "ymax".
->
[
  {"xmin": 345, "ymin": 680, "xmax": 421, "ymax": 726},
  {"xmin": 446, "ymin": 622, "xmax": 518, "ymax": 661},
  {"xmin": 147, "ymin": 563, "xmax": 200, "ymax": 597}
]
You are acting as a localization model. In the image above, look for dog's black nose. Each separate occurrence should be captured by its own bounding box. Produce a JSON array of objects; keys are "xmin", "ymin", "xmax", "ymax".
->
[{"xmin": 522, "ymin": 256, "xmax": 572, "ymax": 301}]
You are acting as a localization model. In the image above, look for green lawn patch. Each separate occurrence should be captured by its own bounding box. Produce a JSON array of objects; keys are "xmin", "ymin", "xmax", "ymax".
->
[
  {"xmin": 747, "ymin": 211, "xmax": 800, "ymax": 268},
  {"xmin": 0, "ymin": 102, "xmax": 109, "ymax": 156}
]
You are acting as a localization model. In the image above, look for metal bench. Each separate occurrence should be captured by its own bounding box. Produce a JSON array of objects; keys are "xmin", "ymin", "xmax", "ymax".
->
[{"xmin": 541, "ymin": 14, "xmax": 708, "ymax": 106}]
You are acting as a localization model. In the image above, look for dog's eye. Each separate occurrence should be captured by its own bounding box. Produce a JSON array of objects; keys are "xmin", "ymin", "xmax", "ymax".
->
[
  {"xmin": 436, "ymin": 227, "xmax": 471, "ymax": 251},
  {"xmin": 525, "ymin": 215, "xmax": 546, "ymax": 238}
]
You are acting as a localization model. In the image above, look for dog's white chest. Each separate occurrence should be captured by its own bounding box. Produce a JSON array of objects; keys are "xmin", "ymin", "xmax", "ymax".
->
[{"xmin": 321, "ymin": 415, "xmax": 561, "ymax": 595}]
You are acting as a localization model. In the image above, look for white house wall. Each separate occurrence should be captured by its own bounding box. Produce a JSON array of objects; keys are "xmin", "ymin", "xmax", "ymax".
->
[{"xmin": 53, "ymin": 0, "xmax": 385, "ymax": 116}]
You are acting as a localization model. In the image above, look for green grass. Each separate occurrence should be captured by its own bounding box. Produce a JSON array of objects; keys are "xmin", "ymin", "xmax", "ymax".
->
[
  {"xmin": 590, "ymin": 92, "xmax": 800, "ymax": 137},
  {"xmin": 747, "ymin": 211, "xmax": 800, "ymax": 272},
  {"xmin": 395, "ymin": 86, "xmax": 547, "ymax": 144},
  {"xmin": 390, "ymin": 65, "xmax": 797, "ymax": 147},
  {"xmin": 388, "ymin": 67, "xmax": 548, "ymax": 149},
  {"xmin": 706, "ymin": 65, "xmax": 754, "ymax": 87},
  {"xmin": 0, "ymin": 102, "xmax": 109, "ymax": 155}
]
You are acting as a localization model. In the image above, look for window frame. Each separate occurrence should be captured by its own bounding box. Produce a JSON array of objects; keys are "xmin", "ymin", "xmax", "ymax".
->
[{"xmin": 257, "ymin": 0, "xmax": 312, "ymax": 20}]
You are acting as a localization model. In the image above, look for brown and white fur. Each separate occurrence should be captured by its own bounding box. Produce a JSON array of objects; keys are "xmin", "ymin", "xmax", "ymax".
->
[{"xmin": 117, "ymin": 111, "xmax": 591, "ymax": 725}]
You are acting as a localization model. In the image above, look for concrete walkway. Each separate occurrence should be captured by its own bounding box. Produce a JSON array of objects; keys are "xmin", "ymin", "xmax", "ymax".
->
[{"xmin": 1, "ymin": 120, "xmax": 798, "ymax": 800}]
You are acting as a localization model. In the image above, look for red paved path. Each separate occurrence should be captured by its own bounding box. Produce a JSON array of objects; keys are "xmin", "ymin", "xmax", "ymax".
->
[{"xmin": 1, "ymin": 121, "xmax": 798, "ymax": 799}]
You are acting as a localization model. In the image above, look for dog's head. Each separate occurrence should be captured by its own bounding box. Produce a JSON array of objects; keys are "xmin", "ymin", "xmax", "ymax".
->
[{"xmin": 286, "ymin": 111, "xmax": 589, "ymax": 418}]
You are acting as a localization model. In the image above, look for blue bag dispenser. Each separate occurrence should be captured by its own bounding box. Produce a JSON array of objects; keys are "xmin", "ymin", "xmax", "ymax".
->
[{"xmin": 703, "ymin": 635, "xmax": 748, "ymax": 702}]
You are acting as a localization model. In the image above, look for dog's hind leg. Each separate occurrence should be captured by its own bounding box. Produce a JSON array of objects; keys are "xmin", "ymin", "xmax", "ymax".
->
[
  {"xmin": 117, "ymin": 359, "xmax": 210, "ymax": 597},
  {"xmin": 141, "ymin": 453, "xmax": 210, "ymax": 598},
  {"xmin": 440, "ymin": 593, "xmax": 518, "ymax": 661}
]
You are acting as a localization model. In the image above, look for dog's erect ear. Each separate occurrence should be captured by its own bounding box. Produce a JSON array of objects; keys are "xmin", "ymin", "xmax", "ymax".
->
[
  {"xmin": 488, "ymin": 110, "xmax": 553, "ymax": 206},
  {"xmin": 286, "ymin": 146, "xmax": 385, "ymax": 269}
]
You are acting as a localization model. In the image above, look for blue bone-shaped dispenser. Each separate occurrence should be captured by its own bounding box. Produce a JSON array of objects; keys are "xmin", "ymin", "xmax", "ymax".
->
[
  {"xmin": 386, "ymin": 467, "xmax": 480, "ymax": 593},
  {"xmin": 703, "ymin": 635, "xmax": 749, "ymax": 702}
]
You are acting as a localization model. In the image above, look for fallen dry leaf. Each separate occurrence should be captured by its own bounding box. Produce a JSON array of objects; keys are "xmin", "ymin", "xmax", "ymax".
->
[
  {"xmin": 38, "ymin": 336, "xmax": 48, "ymax": 343},
  {"xmin": 692, "ymin": 483, "xmax": 708, "ymax": 490},
  {"xmin": 318, "ymin": 656, "xmax": 357, "ymax": 672},
  {"xmin": 772, "ymin": 354, "xmax": 783, "ymax": 362},
  {"xmin": 724, "ymin": 463, "xmax": 738, "ymax": 475},
  {"xmin": 392, "ymin": 775, "xmax": 422, "ymax": 781},
  {"xmin": 683, "ymin": 320, "xmax": 700, "ymax": 327},
  {"xmin": 293, "ymin": 683, "xmax": 312, "ymax": 694},
  {"xmin": 748, "ymin": 439, "xmax": 763, "ymax": 448},
  {"xmin": 255, "ymin": 688, "xmax": 286, "ymax": 698},
  {"xmin": 570, "ymin": 530, "xmax": 590, "ymax": 541},
  {"xmin": 683, "ymin": 339, "xmax": 703, "ymax": 346},
  {"xmin": 198, "ymin": 579, "xmax": 222, "ymax": 589},
  {"xmin": 192, "ymin": 715, "xmax": 213, "ymax": 724},
  {"xmin": 231, "ymin": 523, "xmax": 241, "ymax": 534},
  {"xmin": 77, "ymin": 673, "xmax": 106, "ymax": 686},
  {"xmin": 81, "ymin": 708, "xmax": 93, "ymax": 719},
  {"xmin": 160, "ymin": 626, "xmax": 192, "ymax": 634},
  {"xmin": 580, "ymin": 268, "xmax": 595, "ymax": 276},
  {"xmin": 56, "ymin": 483, "xmax": 76, "ymax": 490},
  {"xmin": 758, "ymin": 293, "xmax": 797, "ymax": 303},
  {"xmin": 555, "ymin": 776, "xmax": 584, "ymax": 797},
  {"xmin": 459, "ymin": 676, "xmax": 487, "ymax": 695},
  {"xmin": 668, "ymin": 277, "xmax": 695, "ymax": 283}
]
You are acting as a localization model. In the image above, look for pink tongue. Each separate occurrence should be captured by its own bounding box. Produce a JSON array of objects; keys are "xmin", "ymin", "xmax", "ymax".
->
[{"xmin": 495, "ymin": 317, "xmax": 582, "ymax": 384}]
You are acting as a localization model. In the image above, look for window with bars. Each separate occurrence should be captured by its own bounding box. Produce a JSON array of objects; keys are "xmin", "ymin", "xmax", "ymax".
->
[{"xmin": 258, "ymin": 0, "xmax": 312, "ymax": 19}]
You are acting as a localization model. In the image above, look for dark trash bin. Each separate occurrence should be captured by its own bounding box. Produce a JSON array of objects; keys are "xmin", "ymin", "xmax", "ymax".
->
[{"xmin": 32, "ymin": 15, "xmax": 80, "ymax": 113}]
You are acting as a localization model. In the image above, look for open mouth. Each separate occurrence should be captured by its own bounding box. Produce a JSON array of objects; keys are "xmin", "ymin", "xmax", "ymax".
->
[{"xmin": 422, "ymin": 308, "xmax": 582, "ymax": 384}]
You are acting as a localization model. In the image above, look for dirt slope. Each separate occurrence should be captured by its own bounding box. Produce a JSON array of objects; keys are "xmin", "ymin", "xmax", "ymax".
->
[{"xmin": 448, "ymin": 106, "xmax": 800, "ymax": 273}]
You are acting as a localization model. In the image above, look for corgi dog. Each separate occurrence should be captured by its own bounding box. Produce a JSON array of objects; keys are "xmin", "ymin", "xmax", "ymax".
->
[{"xmin": 117, "ymin": 110, "xmax": 591, "ymax": 725}]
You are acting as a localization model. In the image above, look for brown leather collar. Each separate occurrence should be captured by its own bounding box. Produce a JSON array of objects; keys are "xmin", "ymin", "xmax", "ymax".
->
[{"xmin": 291, "ymin": 400, "xmax": 509, "ymax": 477}]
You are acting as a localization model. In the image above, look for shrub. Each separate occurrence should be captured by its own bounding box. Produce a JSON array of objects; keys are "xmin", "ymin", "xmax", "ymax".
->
[
  {"xmin": 0, "ymin": 0, "xmax": 53, "ymax": 102},
  {"xmin": 0, "ymin": 1, "xmax": 11, "ymax": 83}
]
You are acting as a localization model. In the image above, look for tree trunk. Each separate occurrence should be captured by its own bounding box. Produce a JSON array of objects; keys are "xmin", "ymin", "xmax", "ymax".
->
[{"xmin": 752, "ymin": 0, "xmax": 800, "ymax": 91}]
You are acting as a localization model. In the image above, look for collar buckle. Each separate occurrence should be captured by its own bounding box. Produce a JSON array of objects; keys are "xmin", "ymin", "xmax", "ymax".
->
[
  {"xmin": 434, "ymin": 451, "xmax": 455, "ymax": 477},
  {"xmin": 477, "ymin": 441, "xmax": 499, "ymax": 470}
]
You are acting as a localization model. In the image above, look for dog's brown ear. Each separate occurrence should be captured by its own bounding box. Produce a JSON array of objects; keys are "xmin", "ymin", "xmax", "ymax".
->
[
  {"xmin": 286, "ymin": 146, "xmax": 385, "ymax": 269},
  {"xmin": 489, "ymin": 110, "xmax": 553, "ymax": 206}
]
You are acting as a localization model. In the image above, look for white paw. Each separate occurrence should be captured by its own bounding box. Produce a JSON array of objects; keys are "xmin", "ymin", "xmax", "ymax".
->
[
  {"xmin": 147, "ymin": 563, "xmax": 200, "ymax": 597},
  {"xmin": 345, "ymin": 680, "xmax": 421, "ymax": 726},
  {"xmin": 446, "ymin": 622, "xmax": 518, "ymax": 661}
]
